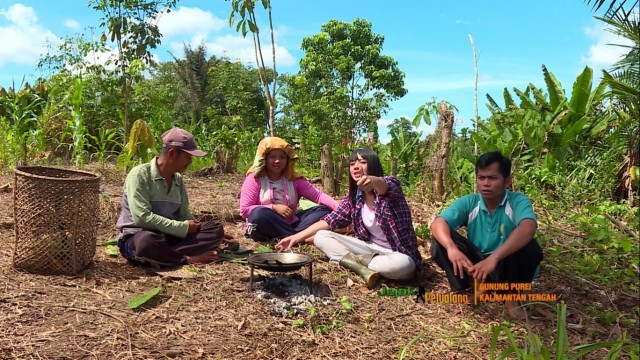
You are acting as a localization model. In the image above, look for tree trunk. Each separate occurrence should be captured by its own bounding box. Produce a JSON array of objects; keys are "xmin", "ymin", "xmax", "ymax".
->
[
  {"xmin": 321, "ymin": 144, "xmax": 336, "ymax": 196},
  {"xmin": 391, "ymin": 157, "xmax": 398, "ymax": 177},
  {"xmin": 430, "ymin": 101, "xmax": 455, "ymax": 202},
  {"xmin": 335, "ymin": 153, "xmax": 348, "ymax": 196},
  {"xmin": 468, "ymin": 34, "xmax": 479, "ymax": 157},
  {"xmin": 214, "ymin": 144, "xmax": 238, "ymax": 174},
  {"xmin": 123, "ymin": 76, "xmax": 130, "ymax": 144},
  {"xmin": 627, "ymin": 131, "xmax": 639, "ymax": 210},
  {"xmin": 615, "ymin": 129, "xmax": 639, "ymax": 209},
  {"xmin": 267, "ymin": 0, "xmax": 277, "ymax": 137},
  {"xmin": 249, "ymin": 7, "xmax": 276, "ymax": 137},
  {"xmin": 268, "ymin": 104, "xmax": 275, "ymax": 136}
]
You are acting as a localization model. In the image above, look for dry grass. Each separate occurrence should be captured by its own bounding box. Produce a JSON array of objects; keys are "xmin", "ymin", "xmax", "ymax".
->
[{"xmin": 0, "ymin": 164, "xmax": 637, "ymax": 359}]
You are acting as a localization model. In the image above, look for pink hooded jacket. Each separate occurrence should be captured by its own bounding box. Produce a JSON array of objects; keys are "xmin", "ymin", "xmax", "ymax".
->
[{"xmin": 239, "ymin": 137, "xmax": 338, "ymax": 225}]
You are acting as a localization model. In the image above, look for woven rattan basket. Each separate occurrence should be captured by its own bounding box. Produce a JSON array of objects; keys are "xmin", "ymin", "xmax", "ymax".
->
[{"xmin": 13, "ymin": 166, "xmax": 101, "ymax": 275}]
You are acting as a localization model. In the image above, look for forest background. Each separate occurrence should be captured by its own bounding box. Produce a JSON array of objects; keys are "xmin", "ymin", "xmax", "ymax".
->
[{"xmin": 0, "ymin": 0, "xmax": 638, "ymax": 357}]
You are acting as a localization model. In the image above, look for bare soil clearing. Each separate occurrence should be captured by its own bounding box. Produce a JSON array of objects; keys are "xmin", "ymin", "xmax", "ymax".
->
[{"xmin": 0, "ymin": 165, "xmax": 636, "ymax": 359}]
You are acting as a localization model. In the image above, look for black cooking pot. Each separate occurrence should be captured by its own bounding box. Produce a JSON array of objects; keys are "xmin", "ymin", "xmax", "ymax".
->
[{"xmin": 247, "ymin": 252, "xmax": 313, "ymax": 272}]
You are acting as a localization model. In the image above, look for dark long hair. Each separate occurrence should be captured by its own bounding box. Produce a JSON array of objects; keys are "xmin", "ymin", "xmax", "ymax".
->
[{"xmin": 348, "ymin": 148, "xmax": 384, "ymax": 204}]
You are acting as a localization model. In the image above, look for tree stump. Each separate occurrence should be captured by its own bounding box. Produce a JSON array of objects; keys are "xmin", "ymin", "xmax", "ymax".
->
[
  {"xmin": 430, "ymin": 102, "xmax": 455, "ymax": 202},
  {"xmin": 321, "ymin": 144, "xmax": 337, "ymax": 196}
]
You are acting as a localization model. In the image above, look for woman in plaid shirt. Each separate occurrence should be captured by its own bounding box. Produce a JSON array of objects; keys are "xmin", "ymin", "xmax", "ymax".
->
[{"xmin": 277, "ymin": 148, "xmax": 423, "ymax": 288}]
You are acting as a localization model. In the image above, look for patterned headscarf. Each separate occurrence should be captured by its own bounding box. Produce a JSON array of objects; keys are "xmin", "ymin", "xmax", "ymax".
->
[{"xmin": 247, "ymin": 137, "xmax": 300, "ymax": 180}]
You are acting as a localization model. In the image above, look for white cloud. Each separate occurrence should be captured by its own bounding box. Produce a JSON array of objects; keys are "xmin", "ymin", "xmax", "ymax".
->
[
  {"xmin": 377, "ymin": 117, "xmax": 395, "ymax": 127},
  {"xmin": 377, "ymin": 114, "xmax": 438, "ymax": 144},
  {"xmin": 64, "ymin": 19, "xmax": 81, "ymax": 30},
  {"xmin": 272, "ymin": 24, "xmax": 292, "ymax": 46},
  {"xmin": 581, "ymin": 22, "xmax": 633, "ymax": 75},
  {"xmin": 169, "ymin": 33, "xmax": 296, "ymax": 67},
  {"xmin": 167, "ymin": 34, "xmax": 207, "ymax": 57},
  {"xmin": 417, "ymin": 121, "xmax": 436, "ymax": 134},
  {"xmin": 1, "ymin": 3, "xmax": 37, "ymax": 27},
  {"xmin": 158, "ymin": 6, "xmax": 296, "ymax": 68},
  {"xmin": 72, "ymin": 48, "xmax": 160, "ymax": 76},
  {"xmin": 206, "ymin": 34, "xmax": 260, "ymax": 64},
  {"xmin": 81, "ymin": 48, "xmax": 118, "ymax": 71},
  {"xmin": 210, "ymin": 35, "xmax": 296, "ymax": 68},
  {"xmin": 0, "ymin": 4, "xmax": 59, "ymax": 66},
  {"xmin": 157, "ymin": 6, "xmax": 226, "ymax": 38},
  {"xmin": 378, "ymin": 132, "xmax": 392, "ymax": 145}
]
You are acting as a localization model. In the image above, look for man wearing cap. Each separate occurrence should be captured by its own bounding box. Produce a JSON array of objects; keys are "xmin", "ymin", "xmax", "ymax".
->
[{"xmin": 116, "ymin": 127, "xmax": 224, "ymax": 266}]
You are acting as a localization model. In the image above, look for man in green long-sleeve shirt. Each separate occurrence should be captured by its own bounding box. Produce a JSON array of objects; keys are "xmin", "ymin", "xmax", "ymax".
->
[{"xmin": 116, "ymin": 128, "xmax": 224, "ymax": 266}]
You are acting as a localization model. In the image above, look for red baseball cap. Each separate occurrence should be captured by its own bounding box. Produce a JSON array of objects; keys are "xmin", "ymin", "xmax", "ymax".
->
[{"xmin": 161, "ymin": 128, "xmax": 207, "ymax": 157}]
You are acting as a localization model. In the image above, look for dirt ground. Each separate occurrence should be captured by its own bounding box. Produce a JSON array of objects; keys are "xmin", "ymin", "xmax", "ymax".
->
[{"xmin": 0, "ymin": 164, "xmax": 637, "ymax": 359}]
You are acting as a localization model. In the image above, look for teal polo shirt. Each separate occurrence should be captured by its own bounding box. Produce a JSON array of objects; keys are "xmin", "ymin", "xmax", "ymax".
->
[{"xmin": 438, "ymin": 190, "xmax": 537, "ymax": 255}]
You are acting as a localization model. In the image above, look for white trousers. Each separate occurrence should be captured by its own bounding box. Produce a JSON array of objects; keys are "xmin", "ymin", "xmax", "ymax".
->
[{"xmin": 314, "ymin": 230, "xmax": 415, "ymax": 280}]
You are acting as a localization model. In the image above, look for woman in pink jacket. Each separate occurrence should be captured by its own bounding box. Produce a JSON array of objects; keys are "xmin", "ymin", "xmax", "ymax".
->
[{"xmin": 239, "ymin": 137, "xmax": 338, "ymax": 242}]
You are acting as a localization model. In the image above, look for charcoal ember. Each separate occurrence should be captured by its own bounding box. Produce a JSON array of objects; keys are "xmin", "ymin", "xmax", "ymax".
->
[{"xmin": 252, "ymin": 274, "xmax": 330, "ymax": 317}]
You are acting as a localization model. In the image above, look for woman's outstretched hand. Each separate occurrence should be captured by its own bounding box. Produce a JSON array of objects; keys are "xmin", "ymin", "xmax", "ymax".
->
[
  {"xmin": 276, "ymin": 235, "xmax": 299, "ymax": 251},
  {"xmin": 356, "ymin": 175, "xmax": 377, "ymax": 193},
  {"xmin": 356, "ymin": 175, "xmax": 388, "ymax": 195}
]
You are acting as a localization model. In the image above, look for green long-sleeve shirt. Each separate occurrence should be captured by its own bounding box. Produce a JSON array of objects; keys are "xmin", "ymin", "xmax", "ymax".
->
[{"xmin": 116, "ymin": 157, "xmax": 193, "ymax": 238}]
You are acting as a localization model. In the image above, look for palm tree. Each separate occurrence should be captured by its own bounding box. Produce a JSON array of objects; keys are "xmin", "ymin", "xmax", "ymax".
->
[
  {"xmin": 598, "ymin": 4, "xmax": 639, "ymax": 88},
  {"xmin": 585, "ymin": 0, "xmax": 637, "ymax": 16},
  {"xmin": 587, "ymin": 0, "xmax": 639, "ymax": 206},
  {"xmin": 171, "ymin": 43, "xmax": 217, "ymax": 126}
]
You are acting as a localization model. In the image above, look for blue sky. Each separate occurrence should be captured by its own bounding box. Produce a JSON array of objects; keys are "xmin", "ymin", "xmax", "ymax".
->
[{"xmin": 0, "ymin": 0, "xmax": 626, "ymax": 142}]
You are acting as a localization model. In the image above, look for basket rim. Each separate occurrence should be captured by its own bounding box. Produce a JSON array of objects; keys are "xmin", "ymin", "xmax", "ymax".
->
[{"xmin": 13, "ymin": 166, "xmax": 101, "ymax": 181}]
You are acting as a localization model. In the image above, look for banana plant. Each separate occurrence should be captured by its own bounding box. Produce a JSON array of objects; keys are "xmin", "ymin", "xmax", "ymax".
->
[
  {"xmin": 116, "ymin": 119, "xmax": 155, "ymax": 169},
  {"xmin": 388, "ymin": 126, "xmax": 421, "ymax": 177},
  {"xmin": 480, "ymin": 65, "xmax": 606, "ymax": 171}
]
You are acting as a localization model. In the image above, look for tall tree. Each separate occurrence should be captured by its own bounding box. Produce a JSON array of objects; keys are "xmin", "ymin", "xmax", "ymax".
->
[
  {"xmin": 208, "ymin": 58, "xmax": 268, "ymax": 129},
  {"xmin": 228, "ymin": 0, "xmax": 277, "ymax": 136},
  {"xmin": 90, "ymin": 0, "xmax": 177, "ymax": 142},
  {"xmin": 290, "ymin": 19, "xmax": 407, "ymax": 149}
]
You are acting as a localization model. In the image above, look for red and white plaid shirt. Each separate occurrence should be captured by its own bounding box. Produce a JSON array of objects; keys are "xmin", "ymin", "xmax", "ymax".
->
[{"xmin": 323, "ymin": 176, "xmax": 423, "ymax": 273}]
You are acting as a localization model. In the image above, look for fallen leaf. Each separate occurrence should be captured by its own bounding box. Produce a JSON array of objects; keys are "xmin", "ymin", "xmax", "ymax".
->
[
  {"xmin": 357, "ymin": 286, "xmax": 372, "ymax": 294},
  {"xmin": 104, "ymin": 245, "xmax": 119, "ymax": 257},
  {"xmin": 346, "ymin": 278, "xmax": 354, "ymax": 287},
  {"xmin": 97, "ymin": 239, "xmax": 118, "ymax": 246},
  {"xmin": 128, "ymin": 286, "xmax": 162, "ymax": 309},
  {"xmin": 237, "ymin": 317, "xmax": 247, "ymax": 331}
]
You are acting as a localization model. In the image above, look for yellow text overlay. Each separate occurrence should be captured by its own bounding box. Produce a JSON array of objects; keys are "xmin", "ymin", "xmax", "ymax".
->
[{"xmin": 425, "ymin": 293, "xmax": 469, "ymax": 304}]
